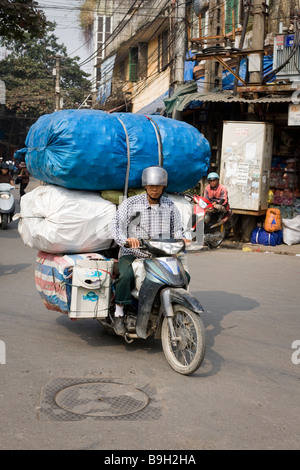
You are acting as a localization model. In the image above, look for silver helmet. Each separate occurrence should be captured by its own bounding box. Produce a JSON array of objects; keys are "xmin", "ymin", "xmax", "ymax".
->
[{"xmin": 142, "ymin": 166, "xmax": 168, "ymax": 187}]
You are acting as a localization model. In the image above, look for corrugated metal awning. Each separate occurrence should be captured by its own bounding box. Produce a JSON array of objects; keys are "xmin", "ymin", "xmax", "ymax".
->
[
  {"xmin": 175, "ymin": 91, "xmax": 293, "ymax": 112},
  {"xmin": 248, "ymin": 95, "xmax": 294, "ymax": 103}
]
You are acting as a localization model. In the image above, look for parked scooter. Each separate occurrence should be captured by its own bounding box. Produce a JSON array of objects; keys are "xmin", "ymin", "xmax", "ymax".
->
[
  {"xmin": 0, "ymin": 183, "xmax": 15, "ymax": 230},
  {"xmin": 184, "ymin": 193, "xmax": 234, "ymax": 249}
]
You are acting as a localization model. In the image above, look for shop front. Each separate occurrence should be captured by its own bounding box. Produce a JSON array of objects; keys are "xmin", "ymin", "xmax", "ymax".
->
[{"xmin": 177, "ymin": 92, "xmax": 300, "ymax": 246}]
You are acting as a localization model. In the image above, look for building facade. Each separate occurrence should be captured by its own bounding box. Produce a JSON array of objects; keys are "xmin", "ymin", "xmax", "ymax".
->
[
  {"xmin": 91, "ymin": 1, "xmax": 300, "ymax": 240},
  {"xmin": 92, "ymin": 0, "xmax": 175, "ymax": 113}
]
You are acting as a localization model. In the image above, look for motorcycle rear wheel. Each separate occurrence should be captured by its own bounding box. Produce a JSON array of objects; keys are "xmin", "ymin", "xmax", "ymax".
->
[{"xmin": 161, "ymin": 304, "xmax": 206, "ymax": 375}]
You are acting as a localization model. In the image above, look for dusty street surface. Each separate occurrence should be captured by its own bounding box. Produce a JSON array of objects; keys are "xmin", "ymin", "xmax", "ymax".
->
[{"xmin": 0, "ymin": 186, "xmax": 299, "ymax": 450}]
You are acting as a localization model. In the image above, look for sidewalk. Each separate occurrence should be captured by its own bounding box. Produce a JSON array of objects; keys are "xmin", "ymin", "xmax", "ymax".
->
[
  {"xmin": 26, "ymin": 178, "xmax": 300, "ymax": 257},
  {"xmin": 187, "ymin": 237, "xmax": 300, "ymax": 256}
]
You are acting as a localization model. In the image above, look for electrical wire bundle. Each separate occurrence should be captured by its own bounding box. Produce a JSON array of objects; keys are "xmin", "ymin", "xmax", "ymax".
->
[{"xmin": 262, "ymin": 13, "xmax": 300, "ymax": 84}]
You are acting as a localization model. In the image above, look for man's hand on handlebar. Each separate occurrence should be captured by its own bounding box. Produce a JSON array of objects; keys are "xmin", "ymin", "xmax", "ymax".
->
[
  {"xmin": 124, "ymin": 238, "xmax": 191, "ymax": 249},
  {"xmin": 125, "ymin": 237, "xmax": 140, "ymax": 248}
]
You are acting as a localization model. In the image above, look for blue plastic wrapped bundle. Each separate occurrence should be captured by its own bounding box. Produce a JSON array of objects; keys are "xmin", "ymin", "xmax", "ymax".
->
[{"xmin": 16, "ymin": 109, "xmax": 210, "ymax": 192}]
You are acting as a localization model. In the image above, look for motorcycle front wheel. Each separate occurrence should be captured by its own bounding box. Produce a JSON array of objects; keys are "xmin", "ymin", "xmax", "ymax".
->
[
  {"xmin": 161, "ymin": 304, "xmax": 206, "ymax": 375},
  {"xmin": 1, "ymin": 214, "xmax": 8, "ymax": 230}
]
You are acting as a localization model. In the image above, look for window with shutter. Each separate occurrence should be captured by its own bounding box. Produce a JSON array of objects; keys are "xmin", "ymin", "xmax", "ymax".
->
[
  {"xmin": 158, "ymin": 30, "xmax": 169, "ymax": 72},
  {"xmin": 96, "ymin": 15, "xmax": 112, "ymax": 61},
  {"xmin": 225, "ymin": 0, "xmax": 240, "ymax": 34},
  {"xmin": 95, "ymin": 15, "xmax": 113, "ymax": 87},
  {"xmin": 138, "ymin": 43, "xmax": 148, "ymax": 79},
  {"xmin": 162, "ymin": 30, "xmax": 169, "ymax": 70},
  {"xmin": 129, "ymin": 47, "xmax": 139, "ymax": 82}
]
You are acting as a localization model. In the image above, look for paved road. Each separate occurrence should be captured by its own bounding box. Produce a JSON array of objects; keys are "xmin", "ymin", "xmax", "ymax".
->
[{"xmin": 0, "ymin": 189, "xmax": 300, "ymax": 451}]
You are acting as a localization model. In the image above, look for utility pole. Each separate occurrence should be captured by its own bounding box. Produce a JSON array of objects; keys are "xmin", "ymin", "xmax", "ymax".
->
[
  {"xmin": 171, "ymin": 0, "xmax": 187, "ymax": 119},
  {"xmin": 250, "ymin": 0, "xmax": 265, "ymax": 84},
  {"xmin": 173, "ymin": 0, "xmax": 186, "ymax": 87},
  {"xmin": 204, "ymin": 0, "xmax": 219, "ymax": 92},
  {"xmin": 234, "ymin": 0, "xmax": 251, "ymax": 95},
  {"xmin": 54, "ymin": 55, "xmax": 61, "ymax": 111}
]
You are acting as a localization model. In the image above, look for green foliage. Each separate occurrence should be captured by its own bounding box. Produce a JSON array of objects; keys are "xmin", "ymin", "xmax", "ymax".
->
[
  {"xmin": 0, "ymin": 25, "xmax": 92, "ymax": 117},
  {"xmin": 0, "ymin": 0, "xmax": 49, "ymax": 41},
  {"xmin": 0, "ymin": 55, "xmax": 54, "ymax": 116}
]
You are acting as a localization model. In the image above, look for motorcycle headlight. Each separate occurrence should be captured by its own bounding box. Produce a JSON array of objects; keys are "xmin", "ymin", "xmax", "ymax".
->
[
  {"xmin": 0, "ymin": 194, "xmax": 10, "ymax": 200},
  {"xmin": 198, "ymin": 199, "xmax": 208, "ymax": 209}
]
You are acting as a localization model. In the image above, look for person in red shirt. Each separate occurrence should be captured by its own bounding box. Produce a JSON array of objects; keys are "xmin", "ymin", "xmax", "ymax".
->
[{"xmin": 204, "ymin": 172, "xmax": 229, "ymax": 223}]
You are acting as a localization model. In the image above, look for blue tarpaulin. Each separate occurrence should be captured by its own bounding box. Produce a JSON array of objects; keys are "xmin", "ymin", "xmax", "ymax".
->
[
  {"xmin": 97, "ymin": 54, "xmax": 116, "ymax": 104},
  {"xmin": 184, "ymin": 51, "xmax": 197, "ymax": 81},
  {"xmin": 222, "ymin": 55, "xmax": 274, "ymax": 90},
  {"xmin": 16, "ymin": 110, "xmax": 211, "ymax": 193},
  {"xmin": 195, "ymin": 55, "xmax": 274, "ymax": 91}
]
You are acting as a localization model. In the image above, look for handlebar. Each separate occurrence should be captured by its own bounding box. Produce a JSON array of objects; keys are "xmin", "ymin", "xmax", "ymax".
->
[
  {"xmin": 124, "ymin": 239, "xmax": 146, "ymax": 249},
  {"xmin": 124, "ymin": 238, "xmax": 188, "ymax": 249}
]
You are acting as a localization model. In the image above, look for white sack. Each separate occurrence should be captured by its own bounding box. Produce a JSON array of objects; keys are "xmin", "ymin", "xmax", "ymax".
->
[
  {"xmin": 166, "ymin": 193, "xmax": 193, "ymax": 240},
  {"xmin": 17, "ymin": 185, "xmax": 116, "ymax": 253},
  {"xmin": 282, "ymin": 215, "xmax": 300, "ymax": 246}
]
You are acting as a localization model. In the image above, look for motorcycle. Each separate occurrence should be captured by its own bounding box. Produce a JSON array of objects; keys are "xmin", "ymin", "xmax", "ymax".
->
[
  {"xmin": 0, "ymin": 183, "xmax": 15, "ymax": 230},
  {"xmin": 184, "ymin": 193, "xmax": 234, "ymax": 249},
  {"xmin": 68, "ymin": 238, "xmax": 206, "ymax": 376}
]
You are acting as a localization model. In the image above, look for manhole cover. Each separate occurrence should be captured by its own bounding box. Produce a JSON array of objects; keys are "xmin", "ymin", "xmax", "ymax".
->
[
  {"xmin": 55, "ymin": 382, "xmax": 149, "ymax": 417},
  {"xmin": 38, "ymin": 378, "xmax": 161, "ymax": 421}
]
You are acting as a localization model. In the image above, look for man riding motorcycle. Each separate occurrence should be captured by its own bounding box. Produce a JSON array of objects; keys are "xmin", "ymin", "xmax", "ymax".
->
[
  {"xmin": 0, "ymin": 162, "xmax": 14, "ymax": 186},
  {"xmin": 111, "ymin": 165, "xmax": 190, "ymax": 336},
  {"xmin": 204, "ymin": 172, "xmax": 229, "ymax": 224}
]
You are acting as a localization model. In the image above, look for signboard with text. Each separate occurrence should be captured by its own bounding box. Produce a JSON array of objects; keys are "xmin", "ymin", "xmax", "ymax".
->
[{"xmin": 288, "ymin": 104, "xmax": 300, "ymax": 126}]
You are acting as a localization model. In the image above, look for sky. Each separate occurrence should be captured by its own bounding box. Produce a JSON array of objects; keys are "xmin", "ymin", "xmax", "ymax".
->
[{"xmin": 37, "ymin": 0, "xmax": 94, "ymax": 77}]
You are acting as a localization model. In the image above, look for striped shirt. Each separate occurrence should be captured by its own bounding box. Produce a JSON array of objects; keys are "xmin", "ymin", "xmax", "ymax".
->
[{"xmin": 111, "ymin": 193, "xmax": 185, "ymax": 257}]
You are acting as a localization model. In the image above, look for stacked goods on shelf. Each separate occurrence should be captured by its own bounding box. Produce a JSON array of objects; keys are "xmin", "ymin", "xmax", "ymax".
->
[
  {"xmin": 269, "ymin": 157, "xmax": 299, "ymax": 216},
  {"xmin": 268, "ymin": 139, "xmax": 300, "ymax": 244}
]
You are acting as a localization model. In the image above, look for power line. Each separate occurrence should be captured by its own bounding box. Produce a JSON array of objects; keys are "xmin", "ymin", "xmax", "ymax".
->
[
  {"xmin": 96, "ymin": 6, "xmax": 181, "ymax": 107},
  {"xmin": 37, "ymin": 0, "xmax": 299, "ymax": 73},
  {"xmin": 79, "ymin": 0, "xmax": 173, "ymax": 77},
  {"xmin": 94, "ymin": 1, "xmax": 172, "ymax": 90},
  {"xmin": 77, "ymin": 0, "xmax": 147, "ymax": 68},
  {"xmin": 3, "ymin": 1, "xmax": 299, "ymax": 108},
  {"xmin": 95, "ymin": 1, "xmax": 300, "ymax": 108}
]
